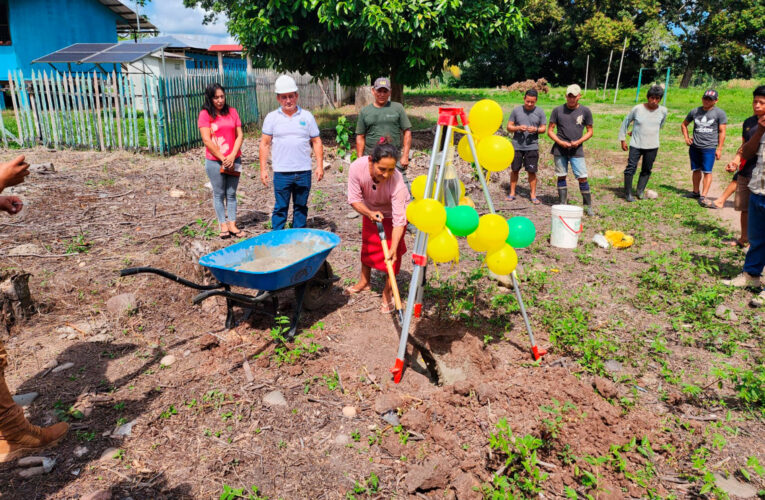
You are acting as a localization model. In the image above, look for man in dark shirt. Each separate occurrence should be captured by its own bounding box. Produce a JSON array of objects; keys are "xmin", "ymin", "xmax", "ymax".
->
[
  {"xmin": 547, "ymin": 84, "xmax": 595, "ymax": 215},
  {"xmin": 506, "ymin": 89, "xmax": 547, "ymax": 204}
]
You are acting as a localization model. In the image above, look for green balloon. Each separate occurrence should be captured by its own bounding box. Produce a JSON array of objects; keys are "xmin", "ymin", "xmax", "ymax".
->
[
  {"xmin": 506, "ymin": 216, "xmax": 536, "ymax": 248},
  {"xmin": 445, "ymin": 206, "xmax": 480, "ymax": 237}
]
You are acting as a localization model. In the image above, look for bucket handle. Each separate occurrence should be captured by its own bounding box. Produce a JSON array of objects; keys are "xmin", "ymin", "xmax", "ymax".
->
[{"xmin": 558, "ymin": 215, "xmax": 583, "ymax": 234}]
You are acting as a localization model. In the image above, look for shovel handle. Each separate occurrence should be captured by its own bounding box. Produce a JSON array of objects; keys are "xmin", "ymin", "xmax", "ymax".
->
[{"xmin": 376, "ymin": 222, "xmax": 403, "ymax": 311}]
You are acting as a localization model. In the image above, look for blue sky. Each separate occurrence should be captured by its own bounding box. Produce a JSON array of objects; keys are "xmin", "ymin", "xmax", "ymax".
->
[{"xmin": 123, "ymin": 0, "xmax": 236, "ymax": 46}]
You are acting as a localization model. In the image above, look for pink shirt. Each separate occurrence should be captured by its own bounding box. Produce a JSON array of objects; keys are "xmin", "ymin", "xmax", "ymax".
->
[
  {"xmin": 197, "ymin": 108, "xmax": 242, "ymax": 161},
  {"xmin": 347, "ymin": 156, "xmax": 410, "ymax": 227}
]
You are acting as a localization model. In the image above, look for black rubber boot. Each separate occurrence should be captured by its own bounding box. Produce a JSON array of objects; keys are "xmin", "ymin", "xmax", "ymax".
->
[
  {"xmin": 557, "ymin": 187, "xmax": 568, "ymax": 205},
  {"xmin": 582, "ymin": 192, "xmax": 594, "ymax": 216},
  {"xmin": 624, "ymin": 173, "xmax": 635, "ymax": 202},
  {"xmin": 636, "ymin": 174, "xmax": 651, "ymax": 199}
]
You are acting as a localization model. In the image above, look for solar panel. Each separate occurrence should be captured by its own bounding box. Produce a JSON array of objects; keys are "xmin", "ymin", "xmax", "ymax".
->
[{"xmin": 33, "ymin": 42, "xmax": 169, "ymax": 64}]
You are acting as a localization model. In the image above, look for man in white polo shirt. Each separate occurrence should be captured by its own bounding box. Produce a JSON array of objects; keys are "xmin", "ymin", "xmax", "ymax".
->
[{"xmin": 259, "ymin": 75, "xmax": 324, "ymax": 230}]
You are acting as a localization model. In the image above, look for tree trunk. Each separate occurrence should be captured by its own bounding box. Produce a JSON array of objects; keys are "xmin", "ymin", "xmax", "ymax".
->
[
  {"xmin": 390, "ymin": 80, "xmax": 404, "ymax": 105},
  {"xmin": 680, "ymin": 65, "xmax": 694, "ymax": 89}
]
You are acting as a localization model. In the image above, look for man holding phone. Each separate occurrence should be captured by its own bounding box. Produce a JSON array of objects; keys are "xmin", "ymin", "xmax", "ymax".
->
[{"xmin": 0, "ymin": 155, "xmax": 70, "ymax": 463}]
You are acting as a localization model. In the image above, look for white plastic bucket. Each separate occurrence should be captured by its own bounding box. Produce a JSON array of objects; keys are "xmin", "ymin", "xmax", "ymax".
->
[{"xmin": 550, "ymin": 205, "xmax": 583, "ymax": 249}]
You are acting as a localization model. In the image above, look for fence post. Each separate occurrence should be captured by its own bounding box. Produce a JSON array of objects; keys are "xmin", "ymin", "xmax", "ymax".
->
[{"xmin": 8, "ymin": 71, "xmax": 24, "ymax": 146}]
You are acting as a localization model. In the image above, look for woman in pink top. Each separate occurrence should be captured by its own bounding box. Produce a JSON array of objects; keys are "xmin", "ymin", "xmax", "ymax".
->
[
  {"xmin": 198, "ymin": 83, "xmax": 244, "ymax": 239},
  {"xmin": 346, "ymin": 141, "xmax": 411, "ymax": 313}
]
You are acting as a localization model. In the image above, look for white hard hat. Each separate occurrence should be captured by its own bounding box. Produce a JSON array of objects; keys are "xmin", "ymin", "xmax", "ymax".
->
[{"xmin": 274, "ymin": 75, "xmax": 298, "ymax": 94}]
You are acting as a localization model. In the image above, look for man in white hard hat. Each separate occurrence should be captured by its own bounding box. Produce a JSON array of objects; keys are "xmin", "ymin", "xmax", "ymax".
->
[{"xmin": 260, "ymin": 75, "xmax": 324, "ymax": 230}]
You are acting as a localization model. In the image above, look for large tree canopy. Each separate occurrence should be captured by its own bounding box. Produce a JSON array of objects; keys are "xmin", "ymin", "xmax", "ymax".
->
[{"xmin": 184, "ymin": 0, "xmax": 526, "ymax": 100}]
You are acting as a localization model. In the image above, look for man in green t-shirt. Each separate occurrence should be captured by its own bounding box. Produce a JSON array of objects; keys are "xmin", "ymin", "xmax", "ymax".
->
[{"xmin": 355, "ymin": 77, "xmax": 412, "ymax": 188}]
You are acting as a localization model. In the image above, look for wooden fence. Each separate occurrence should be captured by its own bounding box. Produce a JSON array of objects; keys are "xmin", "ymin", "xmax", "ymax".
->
[{"xmin": 2, "ymin": 69, "xmax": 259, "ymax": 155}]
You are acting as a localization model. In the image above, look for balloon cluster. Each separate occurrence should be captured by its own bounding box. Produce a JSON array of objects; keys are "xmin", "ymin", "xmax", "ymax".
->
[
  {"xmin": 406, "ymin": 175, "xmax": 536, "ymax": 274},
  {"xmin": 457, "ymin": 99, "xmax": 516, "ymax": 171}
]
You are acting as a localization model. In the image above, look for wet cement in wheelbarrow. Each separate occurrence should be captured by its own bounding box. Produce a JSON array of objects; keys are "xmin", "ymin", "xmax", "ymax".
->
[{"xmin": 236, "ymin": 235, "xmax": 332, "ymax": 273}]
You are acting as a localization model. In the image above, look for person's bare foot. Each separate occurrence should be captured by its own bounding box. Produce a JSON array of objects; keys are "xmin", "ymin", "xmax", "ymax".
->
[
  {"xmin": 713, "ymin": 198, "xmax": 725, "ymax": 209},
  {"xmin": 344, "ymin": 282, "xmax": 370, "ymax": 295},
  {"xmin": 228, "ymin": 222, "xmax": 245, "ymax": 238}
]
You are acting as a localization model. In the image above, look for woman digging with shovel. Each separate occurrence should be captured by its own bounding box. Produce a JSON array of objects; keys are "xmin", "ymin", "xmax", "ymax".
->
[{"xmin": 345, "ymin": 140, "xmax": 411, "ymax": 313}]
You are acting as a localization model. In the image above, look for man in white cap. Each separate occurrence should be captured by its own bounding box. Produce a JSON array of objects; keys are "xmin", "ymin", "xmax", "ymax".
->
[
  {"xmin": 260, "ymin": 75, "xmax": 324, "ymax": 230},
  {"xmin": 356, "ymin": 77, "xmax": 412, "ymax": 189},
  {"xmin": 547, "ymin": 84, "xmax": 595, "ymax": 215}
]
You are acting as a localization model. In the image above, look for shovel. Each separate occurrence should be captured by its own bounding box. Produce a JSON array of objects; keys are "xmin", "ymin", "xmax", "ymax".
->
[{"xmin": 376, "ymin": 221, "xmax": 403, "ymax": 322}]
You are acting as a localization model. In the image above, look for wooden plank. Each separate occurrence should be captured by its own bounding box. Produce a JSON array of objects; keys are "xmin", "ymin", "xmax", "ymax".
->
[
  {"xmin": 64, "ymin": 73, "xmax": 80, "ymax": 147},
  {"xmin": 28, "ymin": 71, "xmax": 44, "ymax": 145},
  {"xmin": 54, "ymin": 73, "xmax": 70, "ymax": 146},
  {"xmin": 116, "ymin": 74, "xmax": 128, "ymax": 149},
  {"xmin": 85, "ymin": 73, "xmax": 97, "ymax": 150},
  {"xmin": 140, "ymin": 76, "xmax": 152, "ymax": 152},
  {"xmin": 127, "ymin": 77, "xmax": 139, "ymax": 150},
  {"xmin": 8, "ymin": 71, "xmax": 24, "ymax": 146},
  {"xmin": 104, "ymin": 73, "xmax": 114, "ymax": 149},
  {"xmin": 19, "ymin": 71, "xmax": 36, "ymax": 146},
  {"xmin": 155, "ymin": 76, "xmax": 166, "ymax": 155},
  {"xmin": 42, "ymin": 72, "xmax": 60, "ymax": 148},
  {"xmin": 39, "ymin": 71, "xmax": 54, "ymax": 147},
  {"xmin": 93, "ymin": 72, "xmax": 105, "ymax": 151}
]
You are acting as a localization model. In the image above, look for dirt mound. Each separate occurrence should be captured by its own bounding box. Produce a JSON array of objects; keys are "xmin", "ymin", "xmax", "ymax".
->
[{"xmin": 501, "ymin": 78, "xmax": 550, "ymax": 94}]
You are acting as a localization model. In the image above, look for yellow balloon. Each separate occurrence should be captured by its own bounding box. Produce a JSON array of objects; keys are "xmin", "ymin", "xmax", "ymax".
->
[
  {"xmin": 477, "ymin": 135, "xmax": 515, "ymax": 172},
  {"xmin": 486, "ymin": 244, "xmax": 518, "ymax": 275},
  {"xmin": 469, "ymin": 99, "xmax": 503, "ymax": 138},
  {"xmin": 427, "ymin": 228, "xmax": 459, "ymax": 263},
  {"xmin": 411, "ymin": 175, "xmax": 427, "ymax": 199},
  {"xmin": 457, "ymin": 136, "xmax": 478, "ymax": 163},
  {"xmin": 459, "ymin": 180, "xmax": 465, "ymax": 199},
  {"xmin": 405, "ymin": 199, "xmax": 422, "ymax": 227},
  {"xmin": 475, "ymin": 213, "xmax": 509, "ymax": 252},
  {"xmin": 412, "ymin": 199, "xmax": 446, "ymax": 235},
  {"xmin": 467, "ymin": 231, "xmax": 489, "ymax": 252},
  {"xmin": 459, "ymin": 196, "xmax": 475, "ymax": 208}
]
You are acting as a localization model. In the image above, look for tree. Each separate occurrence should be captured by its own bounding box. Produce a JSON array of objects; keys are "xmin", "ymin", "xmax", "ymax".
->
[{"xmin": 184, "ymin": 0, "xmax": 527, "ymax": 102}]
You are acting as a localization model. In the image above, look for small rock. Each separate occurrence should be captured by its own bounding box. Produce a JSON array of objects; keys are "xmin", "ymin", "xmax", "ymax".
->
[
  {"xmin": 592, "ymin": 234, "xmax": 610, "ymax": 248},
  {"xmin": 381, "ymin": 410, "xmax": 400, "ymax": 426},
  {"xmin": 593, "ymin": 376, "xmax": 618, "ymax": 399},
  {"xmin": 66, "ymin": 333, "xmax": 78, "ymax": 340},
  {"xmin": 401, "ymin": 409, "xmax": 428, "ymax": 432},
  {"xmin": 713, "ymin": 473, "xmax": 758, "ymax": 498},
  {"xmin": 78, "ymin": 261, "xmax": 86, "ymax": 268},
  {"xmin": 488, "ymin": 270, "xmax": 512, "ymax": 287},
  {"xmin": 373, "ymin": 393, "xmax": 404, "ymax": 414},
  {"xmin": 262, "ymin": 390, "xmax": 287, "ymax": 407},
  {"xmin": 342, "ymin": 406, "xmax": 357, "ymax": 418},
  {"xmin": 8, "ymin": 243, "xmax": 43, "ymax": 256},
  {"xmin": 453, "ymin": 472, "xmax": 483, "ymax": 500},
  {"xmin": 12, "ymin": 392, "xmax": 39, "ymax": 407},
  {"xmin": 18, "ymin": 466, "xmax": 46, "ymax": 478},
  {"xmin": 714, "ymin": 304, "xmax": 738, "ymax": 321},
  {"xmin": 81, "ymin": 490, "xmax": 112, "ymax": 500},
  {"xmin": 199, "ymin": 333, "xmax": 219, "ymax": 350},
  {"xmin": 475, "ymin": 383, "xmax": 498, "ymax": 403},
  {"xmin": 183, "ymin": 350, "xmax": 191, "ymax": 357},
  {"xmin": 112, "ymin": 419, "xmax": 137, "ymax": 437},
  {"xmin": 59, "ymin": 333, "xmax": 68, "ymax": 340},
  {"xmin": 73, "ymin": 445, "xmax": 89, "ymax": 458},
  {"xmin": 99, "ymin": 447, "xmax": 120, "ymax": 461},
  {"xmin": 333, "ymin": 434, "xmax": 350, "ymax": 446},
  {"xmin": 169, "ymin": 189, "xmax": 185, "ymax": 198},
  {"xmin": 160, "ymin": 355, "xmax": 176, "ymax": 367},
  {"xmin": 645, "ymin": 189, "xmax": 658, "ymax": 199},
  {"xmin": 346, "ymin": 211, "xmax": 360, "ymax": 219},
  {"xmin": 17, "ymin": 456, "xmax": 46, "ymax": 467},
  {"xmin": 204, "ymin": 182, "xmax": 213, "ymax": 190},
  {"xmin": 106, "ymin": 293, "xmax": 137, "ymax": 317},
  {"xmin": 405, "ymin": 456, "xmax": 451, "ymax": 492},
  {"xmin": 88, "ymin": 333, "xmax": 112, "ymax": 343},
  {"xmin": 42, "ymin": 359, "xmax": 58, "ymax": 370},
  {"xmin": 51, "ymin": 362, "xmax": 74, "ymax": 373},
  {"xmin": 29, "ymin": 162, "xmax": 55, "ymax": 174},
  {"xmin": 603, "ymin": 359, "xmax": 623, "ymax": 374},
  {"xmin": 452, "ymin": 380, "xmax": 472, "ymax": 396}
]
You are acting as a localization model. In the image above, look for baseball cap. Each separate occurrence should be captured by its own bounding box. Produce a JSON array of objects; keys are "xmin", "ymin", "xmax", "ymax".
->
[
  {"xmin": 566, "ymin": 84, "xmax": 582, "ymax": 96},
  {"xmin": 703, "ymin": 89, "xmax": 719, "ymax": 100},
  {"xmin": 373, "ymin": 77, "xmax": 391, "ymax": 90}
]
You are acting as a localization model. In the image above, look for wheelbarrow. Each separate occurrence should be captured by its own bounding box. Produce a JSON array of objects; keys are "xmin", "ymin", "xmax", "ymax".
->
[{"xmin": 120, "ymin": 229, "xmax": 341, "ymax": 339}]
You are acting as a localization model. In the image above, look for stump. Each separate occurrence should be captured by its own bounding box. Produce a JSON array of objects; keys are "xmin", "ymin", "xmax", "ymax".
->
[{"xmin": 0, "ymin": 273, "xmax": 35, "ymax": 337}]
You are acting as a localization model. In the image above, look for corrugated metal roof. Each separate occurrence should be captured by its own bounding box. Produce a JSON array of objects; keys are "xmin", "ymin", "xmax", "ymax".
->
[
  {"xmin": 96, "ymin": 0, "xmax": 158, "ymax": 33},
  {"xmin": 119, "ymin": 35, "xmax": 207, "ymax": 50}
]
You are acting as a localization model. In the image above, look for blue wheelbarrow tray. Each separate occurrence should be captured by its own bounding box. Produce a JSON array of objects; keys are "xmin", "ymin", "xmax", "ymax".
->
[{"xmin": 199, "ymin": 228, "xmax": 341, "ymax": 291}]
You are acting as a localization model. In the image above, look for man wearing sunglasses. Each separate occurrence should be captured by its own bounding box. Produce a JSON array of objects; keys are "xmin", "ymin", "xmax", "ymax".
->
[{"xmin": 355, "ymin": 78, "xmax": 413, "ymax": 191}]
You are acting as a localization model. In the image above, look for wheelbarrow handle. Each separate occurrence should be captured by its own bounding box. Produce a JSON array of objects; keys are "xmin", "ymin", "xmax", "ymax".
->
[
  {"xmin": 120, "ymin": 267, "xmax": 224, "ymax": 291},
  {"xmin": 375, "ymin": 222, "xmax": 403, "ymax": 312}
]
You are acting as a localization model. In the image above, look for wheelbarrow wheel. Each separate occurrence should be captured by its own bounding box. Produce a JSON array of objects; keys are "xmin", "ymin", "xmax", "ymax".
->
[{"xmin": 300, "ymin": 262, "xmax": 333, "ymax": 311}]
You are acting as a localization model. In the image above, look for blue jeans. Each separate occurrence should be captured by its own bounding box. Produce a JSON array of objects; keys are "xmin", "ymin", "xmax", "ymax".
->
[
  {"xmin": 743, "ymin": 192, "xmax": 765, "ymax": 277},
  {"xmin": 553, "ymin": 155, "xmax": 588, "ymax": 178},
  {"xmin": 272, "ymin": 170, "xmax": 312, "ymax": 230},
  {"xmin": 205, "ymin": 159, "xmax": 240, "ymax": 223}
]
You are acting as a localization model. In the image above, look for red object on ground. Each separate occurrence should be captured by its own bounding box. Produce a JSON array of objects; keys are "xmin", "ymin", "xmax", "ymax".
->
[
  {"xmin": 437, "ymin": 107, "xmax": 468, "ymax": 127},
  {"xmin": 532, "ymin": 345, "xmax": 547, "ymax": 360},
  {"xmin": 361, "ymin": 217, "xmax": 406, "ymax": 274},
  {"xmin": 208, "ymin": 44, "xmax": 243, "ymax": 52},
  {"xmin": 390, "ymin": 358, "xmax": 405, "ymax": 383}
]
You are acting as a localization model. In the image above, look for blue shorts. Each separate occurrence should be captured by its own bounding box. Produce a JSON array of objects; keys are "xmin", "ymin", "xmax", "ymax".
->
[
  {"xmin": 553, "ymin": 156, "xmax": 588, "ymax": 178},
  {"xmin": 689, "ymin": 147, "xmax": 716, "ymax": 173}
]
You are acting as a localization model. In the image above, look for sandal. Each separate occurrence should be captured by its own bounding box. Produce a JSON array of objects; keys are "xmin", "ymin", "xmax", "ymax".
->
[
  {"xmin": 344, "ymin": 284, "xmax": 370, "ymax": 295},
  {"xmin": 699, "ymin": 198, "xmax": 718, "ymax": 209},
  {"xmin": 505, "ymin": 195, "xmax": 516, "ymax": 201},
  {"xmin": 531, "ymin": 197, "xmax": 541, "ymax": 205},
  {"xmin": 380, "ymin": 300, "xmax": 396, "ymax": 314},
  {"xmin": 230, "ymin": 228, "xmax": 246, "ymax": 238},
  {"xmin": 219, "ymin": 231, "xmax": 231, "ymax": 239}
]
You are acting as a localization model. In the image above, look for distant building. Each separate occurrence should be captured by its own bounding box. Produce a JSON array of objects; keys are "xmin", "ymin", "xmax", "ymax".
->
[
  {"xmin": 0, "ymin": 0, "xmax": 157, "ymax": 77},
  {"xmin": 120, "ymin": 36, "xmax": 248, "ymax": 74}
]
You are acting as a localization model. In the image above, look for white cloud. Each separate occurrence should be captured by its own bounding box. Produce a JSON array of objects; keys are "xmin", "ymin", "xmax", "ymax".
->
[{"xmin": 124, "ymin": 0, "xmax": 236, "ymax": 45}]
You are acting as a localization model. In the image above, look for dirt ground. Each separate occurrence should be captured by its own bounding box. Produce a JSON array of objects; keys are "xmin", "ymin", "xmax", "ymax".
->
[{"xmin": 0, "ymin": 100, "xmax": 763, "ymax": 499}]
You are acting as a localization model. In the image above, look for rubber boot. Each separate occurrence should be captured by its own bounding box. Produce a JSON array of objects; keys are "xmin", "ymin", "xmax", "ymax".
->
[
  {"xmin": 636, "ymin": 174, "xmax": 651, "ymax": 199},
  {"xmin": 624, "ymin": 173, "xmax": 635, "ymax": 202},
  {"xmin": 557, "ymin": 187, "xmax": 568, "ymax": 205},
  {"xmin": 582, "ymin": 192, "xmax": 594, "ymax": 216},
  {"xmin": 0, "ymin": 373, "xmax": 69, "ymax": 463}
]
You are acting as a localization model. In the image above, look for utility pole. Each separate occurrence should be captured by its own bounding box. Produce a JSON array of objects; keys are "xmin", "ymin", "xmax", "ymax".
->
[{"xmin": 613, "ymin": 37, "xmax": 628, "ymax": 104}]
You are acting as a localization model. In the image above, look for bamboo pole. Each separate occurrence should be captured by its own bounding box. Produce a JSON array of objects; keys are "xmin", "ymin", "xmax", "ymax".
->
[
  {"xmin": 8, "ymin": 71, "xmax": 24, "ymax": 146},
  {"xmin": 93, "ymin": 72, "xmax": 105, "ymax": 151},
  {"xmin": 602, "ymin": 49, "xmax": 614, "ymax": 99},
  {"xmin": 112, "ymin": 71, "xmax": 122, "ymax": 149},
  {"xmin": 129, "ymin": 78, "xmax": 139, "ymax": 150},
  {"xmin": 42, "ymin": 72, "xmax": 59, "ymax": 148},
  {"xmin": 85, "ymin": 73, "xmax": 97, "ymax": 149},
  {"xmin": 29, "ymin": 72, "xmax": 44, "ymax": 145},
  {"xmin": 140, "ymin": 75, "xmax": 152, "ymax": 152},
  {"xmin": 613, "ymin": 37, "xmax": 628, "ymax": 104},
  {"xmin": 18, "ymin": 70, "xmax": 35, "ymax": 144},
  {"xmin": 54, "ymin": 73, "xmax": 70, "ymax": 146}
]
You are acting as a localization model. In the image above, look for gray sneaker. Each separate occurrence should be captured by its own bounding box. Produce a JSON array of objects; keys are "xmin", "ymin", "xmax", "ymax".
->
[
  {"xmin": 750, "ymin": 290, "xmax": 765, "ymax": 308},
  {"xmin": 722, "ymin": 272, "xmax": 762, "ymax": 288}
]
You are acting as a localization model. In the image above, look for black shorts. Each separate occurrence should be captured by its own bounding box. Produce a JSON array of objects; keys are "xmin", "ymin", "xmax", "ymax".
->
[{"xmin": 511, "ymin": 150, "xmax": 539, "ymax": 173}]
